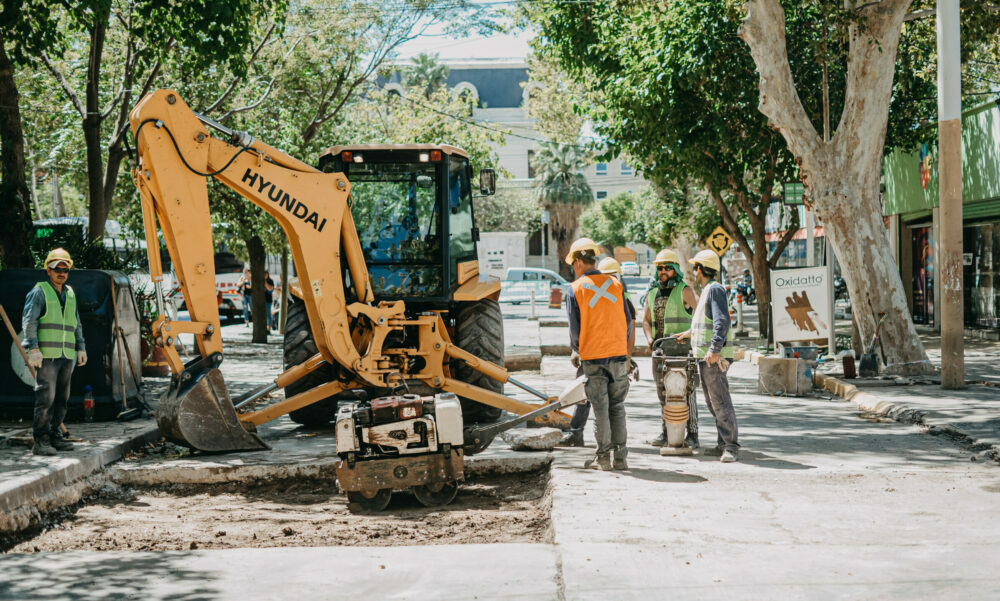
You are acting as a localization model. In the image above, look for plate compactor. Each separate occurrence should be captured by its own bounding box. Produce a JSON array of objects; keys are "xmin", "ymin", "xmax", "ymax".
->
[
  {"xmin": 336, "ymin": 379, "xmax": 587, "ymax": 512},
  {"xmin": 651, "ymin": 338, "xmax": 699, "ymax": 456}
]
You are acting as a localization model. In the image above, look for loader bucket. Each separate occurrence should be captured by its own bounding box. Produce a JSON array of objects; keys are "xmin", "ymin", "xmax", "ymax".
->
[{"xmin": 157, "ymin": 353, "xmax": 269, "ymax": 452}]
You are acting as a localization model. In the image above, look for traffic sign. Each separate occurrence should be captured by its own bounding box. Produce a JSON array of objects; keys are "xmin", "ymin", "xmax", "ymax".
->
[{"xmin": 707, "ymin": 226, "xmax": 733, "ymax": 256}]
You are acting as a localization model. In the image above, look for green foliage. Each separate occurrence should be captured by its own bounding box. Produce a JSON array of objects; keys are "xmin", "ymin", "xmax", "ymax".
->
[
  {"xmin": 581, "ymin": 187, "xmax": 718, "ymax": 251},
  {"xmin": 530, "ymin": 141, "xmax": 592, "ymax": 207},
  {"xmin": 523, "ymin": 53, "xmax": 589, "ymax": 145},
  {"xmin": 30, "ymin": 227, "xmax": 145, "ymax": 272},
  {"xmin": 475, "ymin": 186, "xmax": 541, "ymax": 234}
]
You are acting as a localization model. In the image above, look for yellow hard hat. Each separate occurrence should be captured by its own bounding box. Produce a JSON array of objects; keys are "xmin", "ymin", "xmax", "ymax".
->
[
  {"xmin": 653, "ymin": 249, "xmax": 679, "ymax": 265},
  {"xmin": 44, "ymin": 248, "xmax": 74, "ymax": 269},
  {"xmin": 565, "ymin": 237, "xmax": 600, "ymax": 265},
  {"xmin": 598, "ymin": 257, "xmax": 622, "ymax": 275},
  {"xmin": 688, "ymin": 249, "xmax": 721, "ymax": 273}
]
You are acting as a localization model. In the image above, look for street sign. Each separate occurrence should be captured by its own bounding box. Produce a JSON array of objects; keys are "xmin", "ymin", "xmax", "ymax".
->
[
  {"xmin": 707, "ymin": 226, "xmax": 733, "ymax": 256},
  {"xmin": 541, "ymin": 210, "xmax": 550, "ymax": 225},
  {"xmin": 783, "ymin": 182, "xmax": 804, "ymax": 205}
]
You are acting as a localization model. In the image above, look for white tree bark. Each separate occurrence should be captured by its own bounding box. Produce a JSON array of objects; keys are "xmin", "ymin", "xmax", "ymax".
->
[{"xmin": 739, "ymin": 0, "xmax": 932, "ymax": 374}]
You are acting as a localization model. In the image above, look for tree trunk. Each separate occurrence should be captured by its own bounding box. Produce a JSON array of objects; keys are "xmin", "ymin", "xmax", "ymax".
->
[
  {"xmin": 247, "ymin": 234, "xmax": 269, "ymax": 343},
  {"xmin": 84, "ymin": 22, "xmax": 108, "ymax": 241},
  {"xmin": 52, "ymin": 172, "xmax": 67, "ymax": 217},
  {"xmin": 0, "ymin": 36, "xmax": 37, "ymax": 268},
  {"xmin": 547, "ymin": 202, "xmax": 584, "ymax": 279},
  {"xmin": 739, "ymin": 0, "xmax": 930, "ymax": 374}
]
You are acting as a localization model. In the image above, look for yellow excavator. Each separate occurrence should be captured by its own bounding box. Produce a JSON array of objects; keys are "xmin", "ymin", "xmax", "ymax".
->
[{"xmin": 130, "ymin": 90, "xmax": 578, "ymax": 510}]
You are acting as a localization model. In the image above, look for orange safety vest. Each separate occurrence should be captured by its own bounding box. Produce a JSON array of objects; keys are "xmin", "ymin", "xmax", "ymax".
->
[{"xmin": 571, "ymin": 272, "xmax": 628, "ymax": 361}]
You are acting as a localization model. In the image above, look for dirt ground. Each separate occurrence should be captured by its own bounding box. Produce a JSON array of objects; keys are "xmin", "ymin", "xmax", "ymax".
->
[{"xmin": 5, "ymin": 471, "xmax": 551, "ymax": 553}]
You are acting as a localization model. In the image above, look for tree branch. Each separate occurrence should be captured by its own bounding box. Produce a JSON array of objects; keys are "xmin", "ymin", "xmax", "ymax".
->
[
  {"xmin": 40, "ymin": 53, "xmax": 85, "ymax": 118},
  {"xmin": 707, "ymin": 185, "xmax": 753, "ymax": 263},
  {"xmin": 203, "ymin": 23, "xmax": 276, "ymax": 115},
  {"xmin": 768, "ymin": 207, "xmax": 800, "ymax": 269},
  {"xmin": 738, "ymin": 0, "xmax": 823, "ymax": 164}
]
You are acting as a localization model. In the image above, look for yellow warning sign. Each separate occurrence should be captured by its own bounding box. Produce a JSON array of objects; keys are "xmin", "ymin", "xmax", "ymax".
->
[{"xmin": 707, "ymin": 226, "xmax": 733, "ymax": 256}]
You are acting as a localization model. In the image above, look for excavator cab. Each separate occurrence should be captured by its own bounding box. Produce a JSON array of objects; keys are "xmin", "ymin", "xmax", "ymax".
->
[
  {"xmin": 318, "ymin": 145, "xmax": 489, "ymax": 306},
  {"xmin": 280, "ymin": 145, "xmax": 506, "ymax": 427}
]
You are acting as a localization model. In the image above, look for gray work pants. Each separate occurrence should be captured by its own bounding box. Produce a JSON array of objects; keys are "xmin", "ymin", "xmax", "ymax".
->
[
  {"xmin": 697, "ymin": 360, "xmax": 739, "ymax": 452},
  {"xmin": 33, "ymin": 357, "xmax": 74, "ymax": 439},
  {"xmin": 582, "ymin": 359, "xmax": 630, "ymax": 457},
  {"xmin": 652, "ymin": 356, "xmax": 699, "ymax": 440}
]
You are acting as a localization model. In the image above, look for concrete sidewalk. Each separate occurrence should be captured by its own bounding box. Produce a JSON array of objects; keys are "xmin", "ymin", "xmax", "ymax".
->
[{"xmin": 816, "ymin": 334, "xmax": 1000, "ymax": 462}]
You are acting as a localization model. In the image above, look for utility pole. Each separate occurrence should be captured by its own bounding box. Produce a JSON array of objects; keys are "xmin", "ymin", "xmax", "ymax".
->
[{"xmin": 938, "ymin": 0, "xmax": 964, "ymax": 388}]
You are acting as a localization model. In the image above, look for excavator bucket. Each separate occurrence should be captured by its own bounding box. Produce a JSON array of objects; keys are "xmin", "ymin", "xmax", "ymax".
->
[{"xmin": 157, "ymin": 354, "xmax": 269, "ymax": 452}]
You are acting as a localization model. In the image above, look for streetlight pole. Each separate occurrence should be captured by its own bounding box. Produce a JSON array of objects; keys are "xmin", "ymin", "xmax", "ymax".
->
[{"xmin": 938, "ymin": 0, "xmax": 964, "ymax": 388}]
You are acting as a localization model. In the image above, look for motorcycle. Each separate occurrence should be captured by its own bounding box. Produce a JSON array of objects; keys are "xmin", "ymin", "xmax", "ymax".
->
[{"xmin": 833, "ymin": 275, "xmax": 848, "ymax": 301}]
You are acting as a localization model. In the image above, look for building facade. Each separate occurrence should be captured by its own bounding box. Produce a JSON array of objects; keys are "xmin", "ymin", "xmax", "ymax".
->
[
  {"xmin": 883, "ymin": 99, "xmax": 1000, "ymax": 334},
  {"xmin": 384, "ymin": 58, "xmax": 650, "ymax": 269}
]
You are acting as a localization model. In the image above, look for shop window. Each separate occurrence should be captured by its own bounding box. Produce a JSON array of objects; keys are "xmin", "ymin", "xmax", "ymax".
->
[
  {"xmin": 595, "ymin": 163, "xmax": 607, "ymax": 176},
  {"xmin": 596, "ymin": 191, "xmax": 608, "ymax": 200}
]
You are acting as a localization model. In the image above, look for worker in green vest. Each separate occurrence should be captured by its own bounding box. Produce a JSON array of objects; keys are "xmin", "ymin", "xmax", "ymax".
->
[
  {"xmin": 643, "ymin": 249, "xmax": 699, "ymax": 448},
  {"xmin": 675, "ymin": 249, "xmax": 738, "ymax": 463},
  {"xmin": 22, "ymin": 248, "xmax": 87, "ymax": 456}
]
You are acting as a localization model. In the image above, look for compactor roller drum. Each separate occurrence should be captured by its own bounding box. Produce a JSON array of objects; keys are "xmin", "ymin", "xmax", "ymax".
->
[
  {"xmin": 453, "ymin": 299, "xmax": 505, "ymax": 424},
  {"xmin": 282, "ymin": 297, "xmax": 338, "ymax": 426}
]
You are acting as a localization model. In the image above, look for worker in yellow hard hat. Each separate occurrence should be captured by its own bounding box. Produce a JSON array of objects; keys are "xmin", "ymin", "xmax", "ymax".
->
[
  {"xmin": 674, "ymin": 248, "xmax": 738, "ymax": 463},
  {"xmin": 557, "ymin": 238, "xmax": 634, "ymax": 470},
  {"xmin": 644, "ymin": 248, "xmax": 699, "ymax": 449},
  {"xmin": 22, "ymin": 248, "xmax": 87, "ymax": 456}
]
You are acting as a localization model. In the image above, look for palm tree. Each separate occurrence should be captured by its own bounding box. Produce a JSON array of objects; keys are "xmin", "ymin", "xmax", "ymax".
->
[
  {"xmin": 403, "ymin": 53, "xmax": 450, "ymax": 99},
  {"xmin": 531, "ymin": 141, "xmax": 593, "ymax": 279}
]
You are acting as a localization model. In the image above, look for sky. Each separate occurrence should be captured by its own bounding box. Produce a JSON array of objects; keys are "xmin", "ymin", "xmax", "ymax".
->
[{"xmin": 395, "ymin": 1, "xmax": 532, "ymax": 61}]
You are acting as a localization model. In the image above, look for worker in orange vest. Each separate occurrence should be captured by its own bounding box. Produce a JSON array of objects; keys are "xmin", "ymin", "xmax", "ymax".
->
[{"xmin": 565, "ymin": 238, "xmax": 634, "ymax": 471}]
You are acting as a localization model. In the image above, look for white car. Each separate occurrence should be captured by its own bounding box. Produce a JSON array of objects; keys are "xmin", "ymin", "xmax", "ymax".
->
[
  {"xmin": 500, "ymin": 267, "xmax": 571, "ymax": 304},
  {"xmin": 621, "ymin": 261, "xmax": 641, "ymax": 276}
]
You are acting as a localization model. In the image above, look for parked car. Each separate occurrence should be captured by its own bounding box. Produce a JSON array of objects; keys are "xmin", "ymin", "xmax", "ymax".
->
[
  {"xmin": 500, "ymin": 267, "xmax": 571, "ymax": 304},
  {"xmin": 620, "ymin": 261, "xmax": 641, "ymax": 276},
  {"xmin": 622, "ymin": 276, "xmax": 654, "ymax": 309}
]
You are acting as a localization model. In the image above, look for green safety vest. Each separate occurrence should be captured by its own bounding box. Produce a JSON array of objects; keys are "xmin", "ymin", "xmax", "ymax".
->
[
  {"xmin": 646, "ymin": 282, "xmax": 690, "ymax": 338},
  {"xmin": 36, "ymin": 281, "xmax": 77, "ymax": 360},
  {"xmin": 691, "ymin": 280, "xmax": 734, "ymax": 359}
]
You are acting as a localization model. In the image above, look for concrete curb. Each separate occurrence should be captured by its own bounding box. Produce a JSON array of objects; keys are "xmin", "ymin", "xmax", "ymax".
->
[
  {"xmin": 814, "ymin": 373, "xmax": 1000, "ymax": 462},
  {"xmin": 0, "ymin": 426, "xmax": 161, "ymax": 534}
]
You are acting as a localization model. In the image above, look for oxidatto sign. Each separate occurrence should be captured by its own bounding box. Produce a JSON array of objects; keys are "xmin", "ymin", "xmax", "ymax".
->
[{"xmin": 769, "ymin": 266, "xmax": 831, "ymax": 344}]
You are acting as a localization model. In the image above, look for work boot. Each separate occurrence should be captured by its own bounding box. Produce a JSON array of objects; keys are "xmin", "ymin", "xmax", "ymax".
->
[
  {"xmin": 556, "ymin": 431, "xmax": 585, "ymax": 448},
  {"xmin": 702, "ymin": 446, "xmax": 724, "ymax": 457},
  {"xmin": 648, "ymin": 430, "xmax": 668, "ymax": 447},
  {"xmin": 32, "ymin": 435, "xmax": 57, "ymax": 457},
  {"xmin": 50, "ymin": 436, "xmax": 74, "ymax": 452},
  {"xmin": 612, "ymin": 447, "xmax": 629, "ymax": 471},
  {"xmin": 584, "ymin": 454, "xmax": 613, "ymax": 471},
  {"xmin": 685, "ymin": 434, "xmax": 700, "ymax": 449},
  {"xmin": 720, "ymin": 449, "xmax": 739, "ymax": 463}
]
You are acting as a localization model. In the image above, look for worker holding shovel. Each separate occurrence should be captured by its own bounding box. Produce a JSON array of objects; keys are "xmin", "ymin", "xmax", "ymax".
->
[{"xmin": 21, "ymin": 248, "xmax": 87, "ymax": 456}]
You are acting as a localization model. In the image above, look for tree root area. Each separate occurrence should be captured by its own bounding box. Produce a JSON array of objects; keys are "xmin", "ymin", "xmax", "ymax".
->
[{"xmin": 7, "ymin": 471, "xmax": 551, "ymax": 553}]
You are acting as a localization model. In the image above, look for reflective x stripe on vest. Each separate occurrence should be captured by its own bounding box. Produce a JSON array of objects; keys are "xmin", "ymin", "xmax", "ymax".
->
[
  {"xmin": 690, "ymin": 281, "xmax": 733, "ymax": 359},
  {"xmin": 572, "ymin": 273, "xmax": 627, "ymax": 361},
  {"xmin": 646, "ymin": 283, "xmax": 690, "ymax": 338},
  {"xmin": 36, "ymin": 281, "xmax": 77, "ymax": 360}
]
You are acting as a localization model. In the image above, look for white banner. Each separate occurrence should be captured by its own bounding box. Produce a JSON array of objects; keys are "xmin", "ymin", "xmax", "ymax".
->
[{"xmin": 769, "ymin": 266, "xmax": 831, "ymax": 345}]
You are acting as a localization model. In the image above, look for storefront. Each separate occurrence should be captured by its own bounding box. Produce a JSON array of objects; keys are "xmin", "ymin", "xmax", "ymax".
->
[{"xmin": 883, "ymin": 100, "xmax": 1000, "ymax": 333}]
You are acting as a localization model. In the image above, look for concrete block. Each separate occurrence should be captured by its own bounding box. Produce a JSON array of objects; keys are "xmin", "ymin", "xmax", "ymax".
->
[
  {"xmin": 505, "ymin": 348, "xmax": 542, "ymax": 371},
  {"xmin": 758, "ymin": 357, "xmax": 813, "ymax": 396},
  {"xmin": 501, "ymin": 427, "xmax": 563, "ymax": 451}
]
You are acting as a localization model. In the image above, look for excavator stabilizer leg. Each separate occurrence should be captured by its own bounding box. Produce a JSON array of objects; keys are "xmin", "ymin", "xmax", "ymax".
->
[{"xmin": 157, "ymin": 353, "xmax": 269, "ymax": 452}]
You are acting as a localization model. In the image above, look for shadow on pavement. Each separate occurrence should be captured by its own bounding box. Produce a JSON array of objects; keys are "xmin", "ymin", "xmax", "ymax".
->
[
  {"xmin": 0, "ymin": 551, "xmax": 222, "ymax": 601},
  {"xmin": 626, "ymin": 468, "xmax": 707, "ymax": 484}
]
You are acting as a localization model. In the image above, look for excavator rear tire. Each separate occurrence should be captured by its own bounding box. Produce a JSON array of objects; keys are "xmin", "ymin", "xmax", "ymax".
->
[
  {"xmin": 283, "ymin": 296, "xmax": 338, "ymax": 427},
  {"xmin": 453, "ymin": 299, "xmax": 505, "ymax": 424}
]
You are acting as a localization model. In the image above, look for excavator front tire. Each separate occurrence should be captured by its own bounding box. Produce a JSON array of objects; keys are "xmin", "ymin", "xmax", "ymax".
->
[
  {"xmin": 453, "ymin": 299, "xmax": 505, "ymax": 424},
  {"xmin": 282, "ymin": 296, "xmax": 338, "ymax": 426}
]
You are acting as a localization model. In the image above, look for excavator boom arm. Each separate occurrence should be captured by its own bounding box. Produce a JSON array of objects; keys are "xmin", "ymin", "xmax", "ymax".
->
[{"xmin": 130, "ymin": 90, "xmax": 568, "ymax": 451}]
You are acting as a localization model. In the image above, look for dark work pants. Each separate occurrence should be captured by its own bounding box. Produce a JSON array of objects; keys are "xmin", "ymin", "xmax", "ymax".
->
[
  {"xmin": 569, "ymin": 364, "xmax": 589, "ymax": 432},
  {"xmin": 33, "ymin": 357, "xmax": 74, "ymax": 439},
  {"xmin": 583, "ymin": 359, "xmax": 630, "ymax": 457},
  {"xmin": 697, "ymin": 360, "xmax": 739, "ymax": 452}
]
